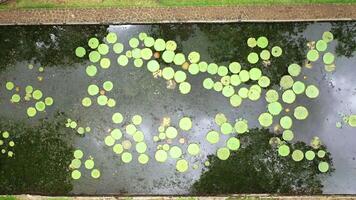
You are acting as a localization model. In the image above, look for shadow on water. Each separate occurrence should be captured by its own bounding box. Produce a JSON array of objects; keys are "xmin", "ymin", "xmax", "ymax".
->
[
  {"xmin": 331, "ymin": 21, "xmax": 356, "ymax": 58},
  {"xmin": 0, "ymin": 25, "xmax": 108, "ymax": 71},
  {"xmin": 192, "ymin": 128, "xmax": 333, "ymax": 195},
  {"xmin": 0, "ymin": 112, "xmax": 74, "ymax": 195}
]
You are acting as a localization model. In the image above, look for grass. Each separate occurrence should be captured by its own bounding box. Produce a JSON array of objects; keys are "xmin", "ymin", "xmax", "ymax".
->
[{"xmin": 0, "ymin": 0, "xmax": 356, "ymax": 10}]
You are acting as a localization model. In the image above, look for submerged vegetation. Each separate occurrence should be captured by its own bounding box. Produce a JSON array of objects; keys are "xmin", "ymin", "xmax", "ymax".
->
[{"xmin": 0, "ymin": 113, "xmax": 74, "ymax": 194}]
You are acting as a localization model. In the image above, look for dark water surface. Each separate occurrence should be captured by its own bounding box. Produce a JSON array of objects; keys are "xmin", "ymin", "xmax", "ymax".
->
[{"xmin": 0, "ymin": 22, "xmax": 356, "ymax": 195}]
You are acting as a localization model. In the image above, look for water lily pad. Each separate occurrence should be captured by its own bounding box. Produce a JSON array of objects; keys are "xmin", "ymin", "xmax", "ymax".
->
[
  {"xmin": 260, "ymin": 50, "xmax": 271, "ymax": 60},
  {"xmin": 318, "ymin": 161, "xmax": 329, "ymax": 173},
  {"xmin": 187, "ymin": 143, "xmax": 200, "ymax": 156},
  {"xmin": 230, "ymin": 75, "xmax": 241, "ymax": 87},
  {"xmin": 173, "ymin": 53, "xmax": 186, "ymax": 65},
  {"xmin": 27, "ymin": 107, "xmax": 37, "ymax": 117},
  {"xmin": 278, "ymin": 144, "xmax": 290, "ymax": 157},
  {"xmin": 188, "ymin": 51, "xmax": 200, "ymax": 64},
  {"xmin": 176, "ymin": 159, "xmax": 189, "ymax": 172},
  {"xmin": 230, "ymin": 94, "xmax": 242, "ymax": 107},
  {"xmin": 220, "ymin": 122, "xmax": 233, "ymax": 135},
  {"xmin": 257, "ymin": 36, "xmax": 268, "ymax": 48},
  {"xmin": 323, "ymin": 52, "xmax": 335, "ymax": 65},
  {"xmin": 292, "ymin": 149, "xmax": 304, "ymax": 162},
  {"xmin": 282, "ymin": 89, "xmax": 296, "ymax": 104},
  {"xmin": 75, "ymin": 47, "xmax": 86, "ymax": 58},
  {"xmin": 229, "ymin": 62, "xmax": 241, "ymax": 74},
  {"xmin": 322, "ymin": 31, "xmax": 334, "ymax": 43},
  {"xmin": 91, "ymin": 169, "xmax": 101, "ymax": 179},
  {"xmin": 305, "ymin": 85, "xmax": 319, "ymax": 99},
  {"xmin": 166, "ymin": 126, "xmax": 178, "ymax": 139},
  {"xmin": 179, "ymin": 117, "xmax": 192, "ymax": 131},
  {"xmin": 271, "ymin": 46, "xmax": 283, "ymax": 57},
  {"xmin": 268, "ymin": 102, "xmax": 283, "ymax": 116},
  {"xmin": 305, "ymin": 150, "xmax": 315, "ymax": 161},
  {"xmin": 234, "ymin": 120, "xmax": 248, "ymax": 134},
  {"xmin": 226, "ymin": 137, "xmax": 240, "ymax": 151},
  {"xmin": 154, "ymin": 38, "xmax": 166, "ymax": 51},
  {"xmin": 258, "ymin": 112, "xmax": 273, "ymax": 127},
  {"xmin": 113, "ymin": 43, "xmax": 124, "ymax": 54},
  {"xmin": 280, "ymin": 75, "xmax": 294, "ymax": 90},
  {"xmin": 71, "ymin": 170, "xmax": 81, "ymax": 180},
  {"xmin": 106, "ymin": 32, "xmax": 117, "ymax": 43},
  {"xmin": 222, "ymin": 85, "xmax": 235, "ymax": 98},
  {"xmin": 282, "ymin": 130, "xmax": 294, "ymax": 141},
  {"xmin": 206, "ymin": 131, "xmax": 220, "ymax": 144},
  {"xmin": 188, "ymin": 64, "xmax": 200, "ymax": 75},
  {"xmin": 162, "ymin": 50, "xmax": 175, "ymax": 63},
  {"xmin": 265, "ymin": 89, "xmax": 279, "ymax": 103},
  {"xmin": 155, "ymin": 149, "xmax": 168, "ymax": 162},
  {"xmin": 280, "ymin": 116, "xmax": 293, "ymax": 129},
  {"xmin": 98, "ymin": 44, "xmax": 109, "ymax": 55},
  {"xmin": 207, "ymin": 63, "xmax": 218, "ymax": 75},
  {"xmin": 258, "ymin": 76, "xmax": 270, "ymax": 88},
  {"xmin": 169, "ymin": 146, "xmax": 182, "ymax": 158},
  {"xmin": 121, "ymin": 152, "xmax": 133, "ymax": 163},
  {"xmin": 292, "ymin": 81, "xmax": 305, "ymax": 95},
  {"xmin": 247, "ymin": 52, "xmax": 259, "ymax": 64},
  {"xmin": 117, "ymin": 55, "xmax": 129, "ymax": 66},
  {"xmin": 136, "ymin": 142, "xmax": 147, "ymax": 153},
  {"xmin": 316, "ymin": 40, "xmax": 327, "ymax": 52},
  {"xmin": 294, "ymin": 106, "xmax": 309, "ymax": 120},
  {"xmin": 174, "ymin": 70, "xmax": 187, "ymax": 83},
  {"xmin": 217, "ymin": 147, "xmax": 230, "ymax": 160},
  {"xmin": 179, "ymin": 82, "xmax": 191, "ymax": 94},
  {"xmin": 247, "ymin": 37, "xmax": 257, "ymax": 48},
  {"xmin": 288, "ymin": 64, "xmax": 301, "ymax": 77},
  {"xmin": 147, "ymin": 60, "xmax": 160, "ymax": 72},
  {"xmin": 138, "ymin": 154, "xmax": 150, "ymax": 164},
  {"xmin": 307, "ymin": 50, "xmax": 319, "ymax": 62},
  {"xmin": 112, "ymin": 112, "xmax": 123, "ymax": 124}
]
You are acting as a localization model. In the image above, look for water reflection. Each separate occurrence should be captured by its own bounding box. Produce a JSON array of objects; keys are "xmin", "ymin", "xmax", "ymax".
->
[{"xmin": 0, "ymin": 22, "xmax": 355, "ymax": 195}]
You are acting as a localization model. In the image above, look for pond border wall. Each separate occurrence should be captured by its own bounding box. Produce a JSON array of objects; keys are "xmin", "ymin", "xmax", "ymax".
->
[
  {"xmin": 3, "ymin": 195, "xmax": 356, "ymax": 200},
  {"xmin": 1, "ymin": 4, "xmax": 356, "ymax": 25}
]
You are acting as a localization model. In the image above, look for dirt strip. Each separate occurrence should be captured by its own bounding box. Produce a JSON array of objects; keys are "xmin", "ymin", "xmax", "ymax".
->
[
  {"xmin": 5, "ymin": 195, "xmax": 356, "ymax": 199},
  {"xmin": 0, "ymin": 4, "xmax": 356, "ymax": 25}
]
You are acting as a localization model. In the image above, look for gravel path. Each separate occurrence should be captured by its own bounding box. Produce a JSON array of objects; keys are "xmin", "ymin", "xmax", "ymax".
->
[{"xmin": 0, "ymin": 4, "xmax": 356, "ymax": 25}]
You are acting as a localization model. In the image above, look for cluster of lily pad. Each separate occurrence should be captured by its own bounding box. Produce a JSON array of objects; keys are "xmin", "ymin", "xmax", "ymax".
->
[
  {"xmin": 105, "ymin": 113, "xmax": 150, "ymax": 164},
  {"xmin": 82, "ymin": 81, "xmax": 116, "ymax": 107},
  {"xmin": 0, "ymin": 131, "xmax": 15, "ymax": 158},
  {"xmin": 71, "ymin": 30, "xmax": 342, "ymax": 175},
  {"xmin": 255, "ymin": 32, "xmax": 335, "ymax": 173},
  {"xmin": 65, "ymin": 118, "xmax": 91, "ymax": 135},
  {"xmin": 5, "ymin": 81, "xmax": 54, "ymax": 117},
  {"xmin": 202, "ymin": 62, "xmax": 270, "ymax": 107},
  {"xmin": 69, "ymin": 149, "xmax": 101, "ymax": 180},
  {"xmin": 306, "ymin": 31, "xmax": 336, "ymax": 72},
  {"xmin": 151, "ymin": 116, "xmax": 200, "ymax": 172},
  {"xmin": 205, "ymin": 113, "xmax": 247, "ymax": 161},
  {"xmin": 246, "ymin": 36, "xmax": 283, "ymax": 64}
]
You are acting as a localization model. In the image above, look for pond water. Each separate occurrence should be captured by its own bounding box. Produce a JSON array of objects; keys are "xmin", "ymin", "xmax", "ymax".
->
[{"xmin": 0, "ymin": 22, "xmax": 356, "ymax": 195}]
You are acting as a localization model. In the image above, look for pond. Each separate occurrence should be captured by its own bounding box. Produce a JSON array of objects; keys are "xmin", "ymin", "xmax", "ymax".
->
[{"xmin": 0, "ymin": 22, "xmax": 356, "ymax": 196}]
